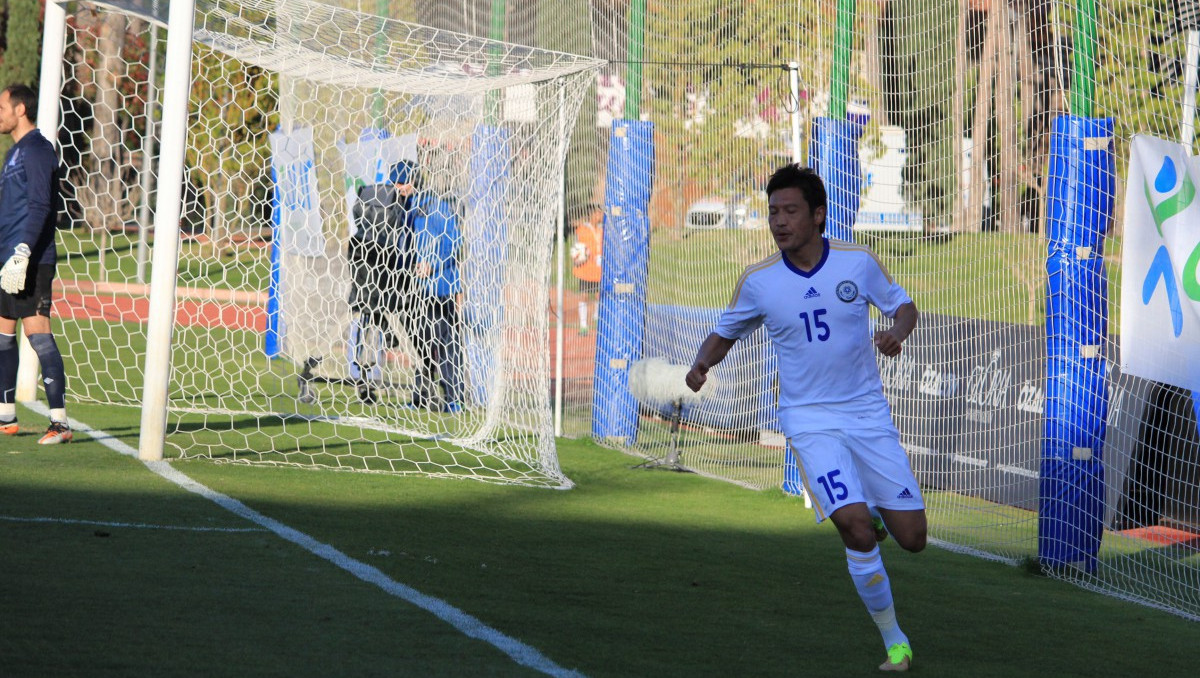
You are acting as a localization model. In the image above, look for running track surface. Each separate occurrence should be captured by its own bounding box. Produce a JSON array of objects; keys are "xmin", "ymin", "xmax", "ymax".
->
[{"xmin": 52, "ymin": 280, "xmax": 597, "ymax": 381}]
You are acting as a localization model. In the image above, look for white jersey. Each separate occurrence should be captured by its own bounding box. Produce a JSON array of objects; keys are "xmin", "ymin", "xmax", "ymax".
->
[{"xmin": 714, "ymin": 238, "xmax": 912, "ymax": 437}]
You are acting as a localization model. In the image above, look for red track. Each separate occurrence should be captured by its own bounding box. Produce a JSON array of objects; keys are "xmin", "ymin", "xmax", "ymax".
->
[{"xmin": 52, "ymin": 280, "xmax": 597, "ymax": 380}]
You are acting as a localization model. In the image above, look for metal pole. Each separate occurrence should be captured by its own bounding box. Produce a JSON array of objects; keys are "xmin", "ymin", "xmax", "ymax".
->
[
  {"xmin": 1182, "ymin": 29, "xmax": 1199, "ymax": 148},
  {"xmin": 788, "ymin": 62, "xmax": 803, "ymax": 164},
  {"xmin": 485, "ymin": 0, "xmax": 505, "ymax": 122},
  {"xmin": 1071, "ymin": 0, "xmax": 1097, "ymax": 117},
  {"xmin": 624, "ymin": 0, "xmax": 646, "ymax": 120},
  {"xmin": 830, "ymin": 0, "xmax": 855, "ymax": 119},
  {"xmin": 139, "ymin": 0, "xmax": 197, "ymax": 461},
  {"xmin": 554, "ymin": 82, "xmax": 566, "ymax": 436},
  {"xmin": 372, "ymin": 0, "xmax": 388, "ymax": 128}
]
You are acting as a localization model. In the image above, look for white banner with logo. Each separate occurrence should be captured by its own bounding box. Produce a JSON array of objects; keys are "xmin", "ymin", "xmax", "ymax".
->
[
  {"xmin": 1121, "ymin": 135, "xmax": 1200, "ymax": 391},
  {"xmin": 268, "ymin": 126, "xmax": 325, "ymax": 257}
]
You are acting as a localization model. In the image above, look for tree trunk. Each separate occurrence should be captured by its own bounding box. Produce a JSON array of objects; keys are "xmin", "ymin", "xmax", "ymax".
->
[
  {"xmin": 996, "ymin": 0, "xmax": 1020, "ymax": 233},
  {"xmin": 91, "ymin": 11, "xmax": 127, "ymax": 232},
  {"xmin": 968, "ymin": 7, "xmax": 1000, "ymax": 233},
  {"xmin": 952, "ymin": 0, "xmax": 968, "ymax": 233}
]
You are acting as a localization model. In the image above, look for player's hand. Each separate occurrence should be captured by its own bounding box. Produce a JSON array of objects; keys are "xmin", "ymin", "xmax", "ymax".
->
[
  {"xmin": 685, "ymin": 361, "xmax": 709, "ymax": 392},
  {"xmin": 873, "ymin": 329, "xmax": 903, "ymax": 357},
  {"xmin": 414, "ymin": 261, "xmax": 433, "ymax": 278},
  {"xmin": 0, "ymin": 244, "xmax": 31, "ymax": 294}
]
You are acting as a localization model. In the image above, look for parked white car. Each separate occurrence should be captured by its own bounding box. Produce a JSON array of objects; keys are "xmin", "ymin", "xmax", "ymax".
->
[{"xmin": 684, "ymin": 194, "xmax": 767, "ymax": 233}]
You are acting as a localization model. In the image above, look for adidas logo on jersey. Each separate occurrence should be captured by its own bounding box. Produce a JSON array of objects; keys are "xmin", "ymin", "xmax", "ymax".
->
[
  {"xmin": 897, "ymin": 487, "xmax": 914, "ymax": 499},
  {"xmin": 803, "ymin": 287, "xmax": 820, "ymax": 299}
]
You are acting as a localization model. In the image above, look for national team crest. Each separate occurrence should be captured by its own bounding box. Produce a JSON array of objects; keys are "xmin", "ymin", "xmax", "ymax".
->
[{"xmin": 836, "ymin": 280, "xmax": 858, "ymax": 302}]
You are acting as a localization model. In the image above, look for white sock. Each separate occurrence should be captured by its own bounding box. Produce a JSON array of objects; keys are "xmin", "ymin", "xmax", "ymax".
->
[
  {"xmin": 50, "ymin": 408, "xmax": 67, "ymax": 424},
  {"xmin": 0, "ymin": 402, "xmax": 13, "ymax": 421},
  {"xmin": 578, "ymin": 301, "xmax": 589, "ymax": 330},
  {"xmin": 846, "ymin": 545, "xmax": 908, "ymax": 649}
]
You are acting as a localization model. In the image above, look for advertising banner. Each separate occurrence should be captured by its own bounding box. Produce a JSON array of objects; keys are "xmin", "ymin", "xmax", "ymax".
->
[
  {"xmin": 1121, "ymin": 135, "xmax": 1200, "ymax": 391},
  {"xmin": 268, "ymin": 126, "xmax": 325, "ymax": 257}
]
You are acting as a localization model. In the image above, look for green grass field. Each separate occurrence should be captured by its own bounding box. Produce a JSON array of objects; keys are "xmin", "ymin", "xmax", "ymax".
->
[
  {"xmin": 1, "ymin": 398, "xmax": 1195, "ymax": 678},
  {"xmin": 11, "ymin": 225, "xmax": 1180, "ymax": 676}
]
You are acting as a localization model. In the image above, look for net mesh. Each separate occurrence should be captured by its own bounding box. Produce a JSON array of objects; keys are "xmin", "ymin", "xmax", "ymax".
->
[
  {"xmin": 52, "ymin": 0, "xmax": 600, "ymax": 488},
  {"xmin": 44, "ymin": 0, "xmax": 1200, "ymax": 618}
]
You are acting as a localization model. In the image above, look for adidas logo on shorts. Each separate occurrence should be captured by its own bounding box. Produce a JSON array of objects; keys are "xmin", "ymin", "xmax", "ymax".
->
[
  {"xmin": 804, "ymin": 287, "xmax": 820, "ymax": 299},
  {"xmin": 897, "ymin": 487, "xmax": 914, "ymax": 499}
]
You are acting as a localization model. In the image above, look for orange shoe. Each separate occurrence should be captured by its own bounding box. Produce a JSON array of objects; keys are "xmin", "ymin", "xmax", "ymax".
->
[
  {"xmin": 0, "ymin": 419, "xmax": 18, "ymax": 436},
  {"xmin": 38, "ymin": 421, "xmax": 72, "ymax": 445}
]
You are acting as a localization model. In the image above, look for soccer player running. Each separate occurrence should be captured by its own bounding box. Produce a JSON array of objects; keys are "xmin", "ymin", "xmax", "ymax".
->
[
  {"xmin": 686, "ymin": 164, "xmax": 925, "ymax": 672},
  {"xmin": 0, "ymin": 84, "xmax": 72, "ymax": 444}
]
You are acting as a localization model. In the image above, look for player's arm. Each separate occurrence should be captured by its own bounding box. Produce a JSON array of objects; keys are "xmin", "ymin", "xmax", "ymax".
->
[
  {"xmin": 21, "ymin": 145, "xmax": 56, "ymax": 246},
  {"xmin": 686, "ymin": 332, "xmax": 736, "ymax": 392},
  {"xmin": 1, "ymin": 144, "xmax": 55, "ymax": 294},
  {"xmin": 873, "ymin": 301, "xmax": 918, "ymax": 357}
]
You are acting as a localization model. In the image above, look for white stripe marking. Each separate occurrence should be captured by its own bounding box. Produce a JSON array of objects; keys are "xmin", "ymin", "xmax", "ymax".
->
[{"xmin": 24, "ymin": 402, "xmax": 584, "ymax": 678}]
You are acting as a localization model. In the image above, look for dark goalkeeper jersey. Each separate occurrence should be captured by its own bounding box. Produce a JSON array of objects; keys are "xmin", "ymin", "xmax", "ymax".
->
[{"xmin": 0, "ymin": 129, "xmax": 59, "ymax": 266}]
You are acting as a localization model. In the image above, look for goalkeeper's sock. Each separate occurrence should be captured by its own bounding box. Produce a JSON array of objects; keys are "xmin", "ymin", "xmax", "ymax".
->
[
  {"xmin": 846, "ymin": 545, "xmax": 908, "ymax": 649},
  {"xmin": 0, "ymin": 332, "xmax": 17, "ymax": 405},
  {"xmin": 28, "ymin": 334, "xmax": 67, "ymax": 410}
]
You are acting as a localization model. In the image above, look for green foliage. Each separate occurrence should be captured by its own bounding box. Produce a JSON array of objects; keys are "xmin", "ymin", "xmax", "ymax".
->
[
  {"xmin": 1091, "ymin": 0, "xmax": 1199, "ymax": 156},
  {"xmin": 876, "ymin": 0, "xmax": 958, "ymax": 222},
  {"xmin": 185, "ymin": 45, "xmax": 278, "ymax": 246},
  {"xmin": 0, "ymin": 0, "xmax": 41, "ymax": 89},
  {"xmin": 642, "ymin": 2, "xmax": 806, "ymax": 193},
  {"xmin": 0, "ymin": 0, "xmax": 42, "ymax": 157}
]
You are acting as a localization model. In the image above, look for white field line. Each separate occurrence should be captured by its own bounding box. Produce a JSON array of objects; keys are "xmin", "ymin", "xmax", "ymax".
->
[{"xmin": 24, "ymin": 402, "xmax": 585, "ymax": 678}]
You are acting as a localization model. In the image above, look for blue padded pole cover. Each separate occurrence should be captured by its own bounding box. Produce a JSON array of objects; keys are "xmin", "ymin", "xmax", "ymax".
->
[
  {"xmin": 808, "ymin": 116, "xmax": 863, "ymax": 243},
  {"xmin": 266, "ymin": 164, "xmax": 282, "ymax": 357},
  {"xmin": 592, "ymin": 120, "xmax": 654, "ymax": 442},
  {"xmin": 1039, "ymin": 115, "xmax": 1114, "ymax": 570},
  {"xmin": 464, "ymin": 125, "xmax": 511, "ymax": 406}
]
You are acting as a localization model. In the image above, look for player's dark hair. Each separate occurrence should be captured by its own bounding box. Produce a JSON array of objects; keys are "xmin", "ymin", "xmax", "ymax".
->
[
  {"xmin": 3, "ymin": 84, "xmax": 37, "ymax": 123},
  {"xmin": 765, "ymin": 164, "xmax": 827, "ymax": 233},
  {"xmin": 766, "ymin": 164, "xmax": 826, "ymax": 209}
]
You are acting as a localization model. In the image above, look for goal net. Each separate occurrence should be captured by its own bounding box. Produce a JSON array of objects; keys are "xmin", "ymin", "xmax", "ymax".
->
[
  {"xmin": 46, "ymin": 0, "xmax": 600, "ymax": 488},
  {"xmin": 41, "ymin": 0, "xmax": 1200, "ymax": 620},
  {"xmin": 419, "ymin": 1, "xmax": 1199, "ymax": 620}
]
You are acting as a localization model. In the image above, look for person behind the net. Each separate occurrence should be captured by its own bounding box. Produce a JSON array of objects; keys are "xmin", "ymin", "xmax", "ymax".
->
[
  {"xmin": 405, "ymin": 161, "xmax": 463, "ymax": 413},
  {"xmin": 685, "ymin": 164, "xmax": 925, "ymax": 672},
  {"xmin": 569, "ymin": 202, "xmax": 603, "ymax": 335},
  {"xmin": 0, "ymin": 84, "xmax": 72, "ymax": 444},
  {"xmin": 347, "ymin": 158, "xmax": 418, "ymax": 404}
]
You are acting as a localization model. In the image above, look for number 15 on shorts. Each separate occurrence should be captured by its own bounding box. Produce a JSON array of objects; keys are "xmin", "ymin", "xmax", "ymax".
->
[{"xmin": 816, "ymin": 469, "xmax": 848, "ymax": 506}]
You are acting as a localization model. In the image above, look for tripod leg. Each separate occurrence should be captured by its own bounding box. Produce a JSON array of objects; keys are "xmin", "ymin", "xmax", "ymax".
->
[{"xmin": 665, "ymin": 400, "xmax": 683, "ymax": 466}]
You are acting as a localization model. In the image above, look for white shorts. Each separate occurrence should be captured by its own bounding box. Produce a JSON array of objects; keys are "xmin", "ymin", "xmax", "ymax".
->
[{"xmin": 787, "ymin": 427, "xmax": 924, "ymax": 523}]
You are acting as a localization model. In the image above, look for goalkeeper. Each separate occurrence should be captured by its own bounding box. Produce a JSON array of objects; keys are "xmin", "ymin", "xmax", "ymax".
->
[{"xmin": 0, "ymin": 84, "xmax": 72, "ymax": 444}]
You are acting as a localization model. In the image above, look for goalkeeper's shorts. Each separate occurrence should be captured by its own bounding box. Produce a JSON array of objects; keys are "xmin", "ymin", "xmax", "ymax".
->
[{"xmin": 0, "ymin": 264, "xmax": 55, "ymax": 320}]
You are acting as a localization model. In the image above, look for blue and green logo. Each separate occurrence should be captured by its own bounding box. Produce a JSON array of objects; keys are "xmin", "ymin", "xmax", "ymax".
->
[{"xmin": 1141, "ymin": 155, "xmax": 1198, "ymax": 337}]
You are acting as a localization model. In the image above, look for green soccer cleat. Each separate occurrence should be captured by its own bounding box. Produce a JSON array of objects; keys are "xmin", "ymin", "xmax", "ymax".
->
[
  {"xmin": 879, "ymin": 642, "xmax": 911, "ymax": 672},
  {"xmin": 871, "ymin": 513, "xmax": 889, "ymax": 543}
]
